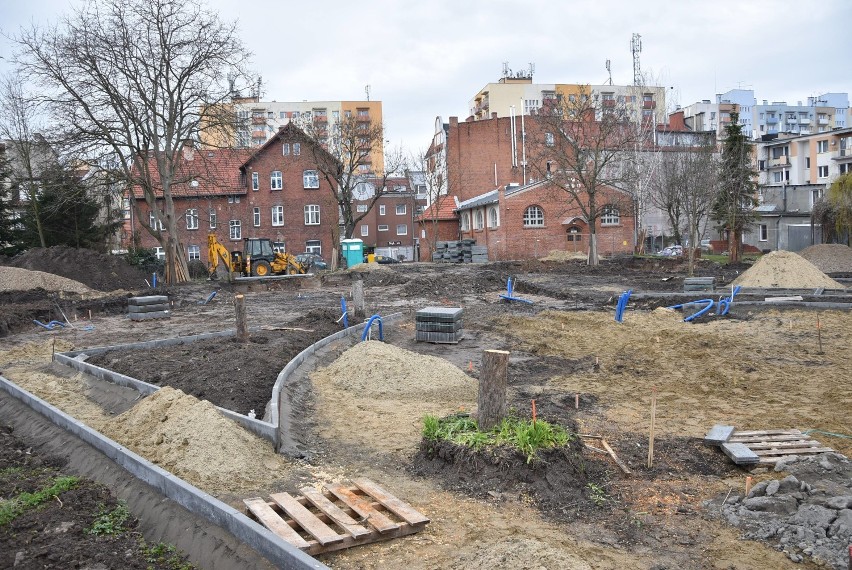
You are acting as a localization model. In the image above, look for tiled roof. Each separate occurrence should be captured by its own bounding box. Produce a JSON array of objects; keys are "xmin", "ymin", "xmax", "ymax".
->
[
  {"xmin": 415, "ymin": 195, "xmax": 458, "ymax": 222},
  {"xmin": 131, "ymin": 147, "xmax": 251, "ymax": 199}
]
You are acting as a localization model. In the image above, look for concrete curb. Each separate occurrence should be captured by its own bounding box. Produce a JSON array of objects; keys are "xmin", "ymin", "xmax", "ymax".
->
[{"xmin": 0, "ymin": 374, "xmax": 326, "ymax": 570}]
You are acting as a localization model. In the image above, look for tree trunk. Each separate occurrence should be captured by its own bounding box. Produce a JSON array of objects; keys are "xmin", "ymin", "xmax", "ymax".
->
[
  {"xmin": 728, "ymin": 230, "xmax": 740, "ymax": 263},
  {"xmin": 352, "ymin": 280, "xmax": 365, "ymax": 320},
  {"xmin": 588, "ymin": 232, "xmax": 599, "ymax": 265},
  {"xmin": 234, "ymin": 294, "xmax": 249, "ymax": 343},
  {"xmin": 478, "ymin": 349, "xmax": 509, "ymax": 430}
]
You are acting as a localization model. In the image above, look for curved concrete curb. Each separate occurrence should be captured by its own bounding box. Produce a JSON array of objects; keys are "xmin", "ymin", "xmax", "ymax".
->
[
  {"xmin": 54, "ymin": 313, "xmax": 406, "ymax": 449},
  {"xmin": 0, "ymin": 374, "xmax": 326, "ymax": 570}
]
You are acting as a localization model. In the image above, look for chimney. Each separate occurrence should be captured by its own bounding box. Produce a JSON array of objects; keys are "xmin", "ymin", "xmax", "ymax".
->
[
  {"xmin": 449, "ymin": 116, "xmax": 459, "ymax": 128},
  {"xmin": 181, "ymin": 139, "xmax": 195, "ymax": 161},
  {"xmin": 491, "ymin": 112, "xmax": 498, "ymax": 119}
]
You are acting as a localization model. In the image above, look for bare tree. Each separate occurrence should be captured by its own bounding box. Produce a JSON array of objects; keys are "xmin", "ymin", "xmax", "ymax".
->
[
  {"xmin": 0, "ymin": 74, "xmax": 55, "ymax": 247},
  {"xmin": 409, "ymin": 143, "xmax": 453, "ymax": 261},
  {"xmin": 13, "ymin": 0, "xmax": 251, "ymax": 283},
  {"xmin": 302, "ymin": 114, "xmax": 405, "ymax": 244},
  {"xmin": 530, "ymin": 87, "xmax": 643, "ymax": 265}
]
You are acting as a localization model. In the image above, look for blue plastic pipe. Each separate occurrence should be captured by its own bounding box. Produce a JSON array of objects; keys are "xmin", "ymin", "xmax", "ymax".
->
[
  {"xmin": 361, "ymin": 314, "xmax": 384, "ymax": 341},
  {"xmin": 615, "ymin": 289, "xmax": 632, "ymax": 323},
  {"xmin": 683, "ymin": 299, "xmax": 714, "ymax": 322},
  {"xmin": 340, "ymin": 297, "xmax": 349, "ymax": 328}
]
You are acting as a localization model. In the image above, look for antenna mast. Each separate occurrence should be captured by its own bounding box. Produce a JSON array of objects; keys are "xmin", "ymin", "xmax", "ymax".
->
[
  {"xmin": 605, "ymin": 59, "xmax": 612, "ymax": 86},
  {"xmin": 631, "ymin": 33, "xmax": 642, "ymax": 86},
  {"xmin": 365, "ymin": 85, "xmax": 371, "ymax": 101}
]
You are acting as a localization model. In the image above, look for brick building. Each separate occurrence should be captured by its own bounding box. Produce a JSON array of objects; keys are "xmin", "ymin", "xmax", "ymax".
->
[
  {"xmin": 351, "ymin": 176, "xmax": 427, "ymax": 261},
  {"xmin": 456, "ymin": 182, "xmax": 635, "ymax": 261},
  {"xmin": 127, "ymin": 123, "xmax": 339, "ymax": 264},
  {"xmin": 415, "ymin": 194, "xmax": 460, "ymax": 261}
]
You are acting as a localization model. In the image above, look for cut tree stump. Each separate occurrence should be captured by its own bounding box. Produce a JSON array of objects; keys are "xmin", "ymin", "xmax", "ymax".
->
[{"xmin": 478, "ymin": 349, "xmax": 509, "ymax": 430}]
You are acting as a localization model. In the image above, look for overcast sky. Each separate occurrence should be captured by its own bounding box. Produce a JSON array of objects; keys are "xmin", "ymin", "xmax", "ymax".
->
[{"xmin": 2, "ymin": 0, "xmax": 849, "ymax": 152}]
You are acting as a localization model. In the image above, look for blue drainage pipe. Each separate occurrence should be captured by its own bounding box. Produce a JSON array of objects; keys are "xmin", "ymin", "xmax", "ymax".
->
[
  {"xmin": 361, "ymin": 314, "xmax": 384, "ymax": 341},
  {"xmin": 340, "ymin": 297, "xmax": 349, "ymax": 328},
  {"xmin": 683, "ymin": 299, "xmax": 715, "ymax": 322},
  {"xmin": 615, "ymin": 290, "xmax": 632, "ymax": 323},
  {"xmin": 499, "ymin": 276, "xmax": 533, "ymax": 304},
  {"xmin": 34, "ymin": 320, "xmax": 66, "ymax": 330}
]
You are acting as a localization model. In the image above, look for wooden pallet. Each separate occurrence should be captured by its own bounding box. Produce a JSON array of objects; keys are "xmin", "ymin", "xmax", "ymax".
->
[
  {"xmin": 705, "ymin": 425, "xmax": 834, "ymax": 466},
  {"xmin": 244, "ymin": 478, "xmax": 429, "ymax": 556}
]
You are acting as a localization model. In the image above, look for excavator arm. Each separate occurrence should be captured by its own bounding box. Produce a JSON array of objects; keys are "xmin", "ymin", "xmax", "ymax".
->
[{"xmin": 208, "ymin": 234, "xmax": 234, "ymax": 279}]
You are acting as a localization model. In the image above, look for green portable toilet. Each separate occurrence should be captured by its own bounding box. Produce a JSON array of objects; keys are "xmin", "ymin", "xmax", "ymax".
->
[{"xmin": 341, "ymin": 238, "xmax": 364, "ymax": 269}]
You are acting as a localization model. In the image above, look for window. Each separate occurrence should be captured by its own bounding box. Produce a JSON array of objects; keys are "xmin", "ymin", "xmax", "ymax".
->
[
  {"xmin": 601, "ymin": 206, "xmax": 620, "ymax": 226},
  {"xmin": 806, "ymin": 157, "xmax": 811, "ymax": 168},
  {"xmin": 460, "ymin": 212, "xmax": 470, "ymax": 231},
  {"xmin": 186, "ymin": 208, "xmax": 199, "ymax": 230},
  {"xmin": 271, "ymin": 205, "xmax": 284, "ymax": 226},
  {"xmin": 187, "ymin": 245, "xmax": 200, "ymax": 261},
  {"xmin": 817, "ymin": 140, "xmax": 828, "ymax": 153},
  {"xmin": 378, "ymin": 224, "xmax": 389, "ymax": 231},
  {"xmin": 154, "ymin": 247, "xmax": 165, "ymax": 260},
  {"xmin": 227, "ymin": 195, "xmax": 240, "ymax": 203},
  {"xmin": 759, "ymin": 224, "xmax": 768, "ymax": 242},
  {"xmin": 358, "ymin": 164, "xmax": 370, "ymax": 173},
  {"xmin": 252, "ymin": 172, "xmax": 259, "ymax": 191},
  {"xmin": 304, "ymin": 204, "xmax": 320, "ymax": 225},
  {"xmin": 229, "ymin": 220, "xmax": 241, "ymax": 240},
  {"xmin": 379, "ymin": 205, "xmax": 386, "ymax": 215},
  {"xmin": 209, "ymin": 208, "xmax": 217, "ymax": 229},
  {"xmin": 271, "ymin": 171, "xmax": 283, "ymax": 190},
  {"xmin": 566, "ymin": 226, "xmax": 582, "ymax": 242},
  {"xmin": 818, "ymin": 165, "xmax": 829, "ymax": 178},
  {"xmin": 253, "ymin": 207, "xmax": 261, "ymax": 227},
  {"xmin": 303, "ymin": 170, "xmax": 319, "ymax": 188},
  {"xmin": 360, "ymin": 224, "xmax": 369, "ymax": 236},
  {"xmin": 283, "ymin": 143, "xmax": 290, "ymax": 156},
  {"xmin": 523, "ymin": 206, "xmax": 544, "ymax": 227},
  {"xmin": 488, "ymin": 206, "xmax": 499, "ymax": 229},
  {"xmin": 545, "ymin": 132, "xmax": 554, "ymax": 147},
  {"xmin": 396, "ymin": 204, "xmax": 406, "ymax": 215},
  {"xmin": 356, "ymin": 204, "xmax": 368, "ymax": 213},
  {"xmin": 473, "ymin": 209, "xmax": 484, "ymax": 230},
  {"xmin": 305, "ymin": 240, "xmax": 321, "ymax": 254},
  {"xmin": 293, "ymin": 143, "xmax": 300, "ymax": 156},
  {"xmin": 396, "ymin": 224, "xmax": 408, "ymax": 235},
  {"xmin": 279, "ymin": 111, "xmax": 285, "ymax": 119},
  {"xmin": 149, "ymin": 211, "xmax": 164, "ymax": 230}
]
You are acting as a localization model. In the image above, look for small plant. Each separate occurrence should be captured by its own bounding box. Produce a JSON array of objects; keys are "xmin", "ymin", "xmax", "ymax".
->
[
  {"xmin": 586, "ymin": 483, "xmax": 608, "ymax": 507},
  {"xmin": 87, "ymin": 502, "xmax": 131, "ymax": 536},
  {"xmin": 143, "ymin": 541, "xmax": 196, "ymax": 570},
  {"xmin": 0, "ymin": 475, "xmax": 80, "ymax": 526}
]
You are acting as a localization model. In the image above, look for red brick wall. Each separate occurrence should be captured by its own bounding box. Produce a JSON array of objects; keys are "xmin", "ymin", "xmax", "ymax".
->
[{"xmin": 417, "ymin": 219, "xmax": 460, "ymax": 261}]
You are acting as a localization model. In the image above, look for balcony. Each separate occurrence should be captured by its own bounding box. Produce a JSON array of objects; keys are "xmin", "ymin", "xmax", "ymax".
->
[
  {"xmin": 834, "ymin": 147, "xmax": 852, "ymax": 160},
  {"xmin": 799, "ymin": 117, "xmax": 811, "ymax": 125},
  {"xmin": 602, "ymin": 99, "xmax": 616, "ymax": 108},
  {"xmin": 765, "ymin": 116, "xmax": 778, "ymax": 124},
  {"xmin": 818, "ymin": 118, "xmax": 830, "ymax": 125},
  {"xmin": 767, "ymin": 156, "xmax": 790, "ymax": 168},
  {"xmin": 642, "ymin": 100, "xmax": 656, "ymax": 109},
  {"xmin": 251, "ymin": 129, "xmax": 266, "ymax": 139}
]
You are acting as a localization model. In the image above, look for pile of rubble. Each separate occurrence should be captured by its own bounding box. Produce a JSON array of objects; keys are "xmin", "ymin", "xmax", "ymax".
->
[
  {"xmin": 715, "ymin": 453, "xmax": 852, "ymax": 569},
  {"xmin": 799, "ymin": 244, "xmax": 852, "ymax": 275}
]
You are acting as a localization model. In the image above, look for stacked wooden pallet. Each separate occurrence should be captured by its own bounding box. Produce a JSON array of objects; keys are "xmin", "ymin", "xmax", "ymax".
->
[
  {"xmin": 244, "ymin": 478, "xmax": 429, "ymax": 556},
  {"xmin": 704, "ymin": 425, "xmax": 833, "ymax": 466},
  {"xmin": 127, "ymin": 295, "xmax": 170, "ymax": 321},
  {"xmin": 415, "ymin": 306, "xmax": 463, "ymax": 344}
]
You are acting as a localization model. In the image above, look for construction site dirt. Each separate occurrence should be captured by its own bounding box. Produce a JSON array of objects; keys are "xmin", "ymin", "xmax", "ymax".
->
[{"xmin": 2, "ymin": 254, "xmax": 852, "ymax": 570}]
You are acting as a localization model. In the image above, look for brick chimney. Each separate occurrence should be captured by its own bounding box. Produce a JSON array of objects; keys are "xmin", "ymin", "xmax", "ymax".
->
[{"xmin": 181, "ymin": 139, "xmax": 195, "ymax": 161}]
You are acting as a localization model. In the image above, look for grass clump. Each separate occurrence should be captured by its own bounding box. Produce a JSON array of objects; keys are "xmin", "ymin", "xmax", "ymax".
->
[
  {"xmin": 0, "ymin": 475, "xmax": 80, "ymax": 526},
  {"xmin": 423, "ymin": 413, "xmax": 572, "ymax": 463},
  {"xmin": 87, "ymin": 501, "xmax": 131, "ymax": 536},
  {"xmin": 142, "ymin": 541, "xmax": 196, "ymax": 570}
]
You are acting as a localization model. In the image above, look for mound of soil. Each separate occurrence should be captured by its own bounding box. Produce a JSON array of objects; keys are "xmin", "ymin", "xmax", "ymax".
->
[
  {"xmin": 732, "ymin": 250, "xmax": 844, "ymax": 289},
  {"xmin": 0, "ymin": 266, "xmax": 91, "ymax": 293},
  {"xmin": 799, "ymin": 243, "xmax": 852, "ymax": 275},
  {"xmin": 8, "ymin": 246, "xmax": 148, "ymax": 292},
  {"xmin": 0, "ymin": 289, "xmax": 130, "ymax": 337},
  {"xmin": 410, "ymin": 436, "xmax": 600, "ymax": 521}
]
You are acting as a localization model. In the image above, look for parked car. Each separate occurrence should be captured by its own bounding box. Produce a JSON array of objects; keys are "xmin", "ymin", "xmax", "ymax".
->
[
  {"xmin": 296, "ymin": 252, "xmax": 328, "ymax": 270},
  {"xmin": 374, "ymin": 255, "xmax": 400, "ymax": 264},
  {"xmin": 658, "ymin": 245, "xmax": 683, "ymax": 257},
  {"xmin": 700, "ymin": 239, "xmax": 712, "ymax": 253}
]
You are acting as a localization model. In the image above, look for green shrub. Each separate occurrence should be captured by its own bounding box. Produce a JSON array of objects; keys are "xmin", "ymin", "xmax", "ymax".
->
[{"xmin": 87, "ymin": 501, "xmax": 131, "ymax": 536}]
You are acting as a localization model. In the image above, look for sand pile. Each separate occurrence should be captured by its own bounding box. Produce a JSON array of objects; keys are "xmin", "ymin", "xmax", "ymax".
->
[
  {"xmin": 798, "ymin": 244, "xmax": 852, "ymax": 274},
  {"xmin": 731, "ymin": 250, "xmax": 845, "ymax": 289},
  {"xmin": 539, "ymin": 250, "xmax": 587, "ymax": 262},
  {"xmin": 0, "ymin": 266, "xmax": 91, "ymax": 293},
  {"xmin": 316, "ymin": 340, "xmax": 475, "ymax": 401},
  {"xmin": 100, "ymin": 386, "xmax": 290, "ymax": 492},
  {"xmin": 348, "ymin": 262, "xmax": 391, "ymax": 273}
]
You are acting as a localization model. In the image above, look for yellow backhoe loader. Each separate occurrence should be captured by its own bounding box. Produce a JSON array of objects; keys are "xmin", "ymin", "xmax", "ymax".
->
[{"xmin": 208, "ymin": 234, "xmax": 307, "ymax": 279}]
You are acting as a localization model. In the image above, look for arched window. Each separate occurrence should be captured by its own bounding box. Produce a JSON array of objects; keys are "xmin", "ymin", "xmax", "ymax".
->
[
  {"xmin": 601, "ymin": 205, "xmax": 620, "ymax": 226},
  {"xmin": 487, "ymin": 206, "xmax": 499, "ymax": 229},
  {"xmin": 523, "ymin": 205, "xmax": 544, "ymax": 227},
  {"xmin": 474, "ymin": 209, "xmax": 484, "ymax": 230},
  {"xmin": 566, "ymin": 225, "xmax": 582, "ymax": 242},
  {"xmin": 460, "ymin": 212, "xmax": 470, "ymax": 231}
]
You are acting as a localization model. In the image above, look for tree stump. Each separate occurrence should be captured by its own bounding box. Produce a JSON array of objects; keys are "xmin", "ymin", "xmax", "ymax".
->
[
  {"xmin": 478, "ymin": 349, "xmax": 509, "ymax": 430},
  {"xmin": 352, "ymin": 280, "xmax": 366, "ymax": 320},
  {"xmin": 234, "ymin": 294, "xmax": 249, "ymax": 343}
]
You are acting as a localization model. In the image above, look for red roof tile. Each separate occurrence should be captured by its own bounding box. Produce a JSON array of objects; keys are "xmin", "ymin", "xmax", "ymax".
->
[
  {"xmin": 415, "ymin": 195, "xmax": 458, "ymax": 222},
  {"xmin": 131, "ymin": 147, "xmax": 251, "ymax": 199}
]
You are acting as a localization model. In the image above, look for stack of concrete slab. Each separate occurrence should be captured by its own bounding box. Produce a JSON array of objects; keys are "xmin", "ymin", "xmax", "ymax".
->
[
  {"xmin": 415, "ymin": 306, "xmax": 463, "ymax": 344},
  {"xmin": 432, "ymin": 240, "xmax": 488, "ymax": 264},
  {"xmin": 127, "ymin": 295, "xmax": 170, "ymax": 321}
]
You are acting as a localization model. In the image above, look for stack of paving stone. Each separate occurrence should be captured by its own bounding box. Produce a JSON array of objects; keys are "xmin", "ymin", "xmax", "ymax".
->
[
  {"xmin": 127, "ymin": 295, "xmax": 171, "ymax": 321},
  {"xmin": 432, "ymin": 240, "xmax": 487, "ymax": 264},
  {"xmin": 470, "ymin": 245, "xmax": 488, "ymax": 263},
  {"xmin": 415, "ymin": 306, "xmax": 463, "ymax": 344}
]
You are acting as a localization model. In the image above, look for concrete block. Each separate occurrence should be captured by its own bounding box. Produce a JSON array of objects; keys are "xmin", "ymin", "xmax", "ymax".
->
[
  {"xmin": 704, "ymin": 424, "xmax": 735, "ymax": 446},
  {"xmin": 129, "ymin": 311, "xmax": 171, "ymax": 321},
  {"xmin": 721, "ymin": 442, "xmax": 760, "ymax": 465},
  {"xmin": 128, "ymin": 295, "xmax": 169, "ymax": 306}
]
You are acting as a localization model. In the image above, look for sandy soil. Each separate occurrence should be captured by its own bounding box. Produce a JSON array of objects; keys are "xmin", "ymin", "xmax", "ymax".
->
[{"xmin": 3, "ymin": 259, "xmax": 850, "ymax": 569}]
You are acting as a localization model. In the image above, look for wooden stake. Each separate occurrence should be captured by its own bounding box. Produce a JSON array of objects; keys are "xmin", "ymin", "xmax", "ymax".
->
[
  {"xmin": 647, "ymin": 387, "xmax": 657, "ymax": 469},
  {"xmin": 575, "ymin": 393, "xmax": 580, "ymax": 409},
  {"xmin": 531, "ymin": 399, "xmax": 537, "ymax": 425},
  {"xmin": 468, "ymin": 361, "xmax": 473, "ymax": 372},
  {"xmin": 601, "ymin": 438, "xmax": 631, "ymax": 475},
  {"xmin": 816, "ymin": 314, "xmax": 823, "ymax": 353},
  {"xmin": 234, "ymin": 294, "xmax": 249, "ymax": 343},
  {"xmin": 745, "ymin": 476, "xmax": 753, "ymax": 497},
  {"xmin": 51, "ymin": 336, "xmax": 56, "ymax": 360},
  {"xmin": 478, "ymin": 349, "xmax": 509, "ymax": 430}
]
